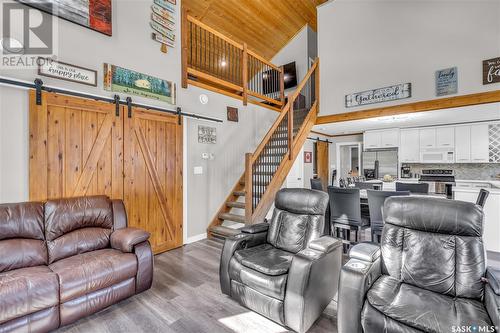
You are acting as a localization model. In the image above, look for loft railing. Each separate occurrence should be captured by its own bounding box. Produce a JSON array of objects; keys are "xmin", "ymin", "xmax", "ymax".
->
[
  {"xmin": 181, "ymin": 9, "xmax": 284, "ymax": 110},
  {"xmin": 245, "ymin": 59, "xmax": 319, "ymax": 223}
]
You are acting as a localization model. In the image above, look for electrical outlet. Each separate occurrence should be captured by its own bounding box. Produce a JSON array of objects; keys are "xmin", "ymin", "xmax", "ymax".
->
[{"xmin": 194, "ymin": 166, "xmax": 203, "ymax": 175}]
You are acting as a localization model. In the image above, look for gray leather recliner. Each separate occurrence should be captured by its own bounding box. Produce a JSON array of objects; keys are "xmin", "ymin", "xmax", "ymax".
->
[
  {"xmin": 220, "ymin": 188, "xmax": 343, "ymax": 333},
  {"xmin": 337, "ymin": 196, "xmax": 500, "ymax": 333}
]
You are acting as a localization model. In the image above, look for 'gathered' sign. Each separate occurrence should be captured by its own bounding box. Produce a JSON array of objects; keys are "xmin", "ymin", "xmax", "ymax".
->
[{"xmin": 345, "ymin": 83, "xmax": 411, "ymax": 108}]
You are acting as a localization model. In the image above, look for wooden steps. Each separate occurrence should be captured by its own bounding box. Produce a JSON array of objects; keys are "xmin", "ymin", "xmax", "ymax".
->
[
  {"xmin": 218, "ymin": 213, "xmax": 246, "ymax": 223},
  {"xmin": 226, "ymin": 201, "xmax": 245, "ymax": 209}
]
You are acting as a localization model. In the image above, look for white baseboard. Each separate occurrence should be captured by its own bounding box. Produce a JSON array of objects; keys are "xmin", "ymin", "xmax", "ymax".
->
[{"xmin": 185, "ymin": 233, "xmax": 207, "ymax": 244}]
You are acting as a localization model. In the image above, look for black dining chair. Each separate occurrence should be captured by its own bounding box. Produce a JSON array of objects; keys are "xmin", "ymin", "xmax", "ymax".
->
[
  {"xmin": 328, "ymin": 186, "xmax": 369, "ymax": 252},
  {"xmin": 395, "ymin": 182, "xmax": 429, "ymax": 194},
  {"xmin": 367, "ymin": 189, "xmax": 410, "ymax": 243},
  {"xmin": 476, "ymin": 189, "xmax": 489, "ymax": 207},
  {"xmin": 311, "ymin": 178, "xmax": 331, "ymax": 236}
]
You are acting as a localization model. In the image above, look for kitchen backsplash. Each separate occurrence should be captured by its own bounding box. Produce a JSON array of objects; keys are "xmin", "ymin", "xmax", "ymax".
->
[{"xmin": 407, "ymin": 163, "xmax": 500, "ymax": 180}]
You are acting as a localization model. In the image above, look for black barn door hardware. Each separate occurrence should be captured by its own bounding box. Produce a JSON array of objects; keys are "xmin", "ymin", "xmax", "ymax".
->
[
  {"xmin": 126, "ymin": 97, "xmax": 133, "ymax": 118},
  {"xmin": 114, "ymin": 95, "xmax": 121, "ymax": 116}
]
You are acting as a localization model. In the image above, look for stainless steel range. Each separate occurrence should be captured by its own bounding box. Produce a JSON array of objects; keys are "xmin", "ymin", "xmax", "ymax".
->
[{"xmin": 419, "ymin": 169, "xmax": 455, "ymax": 198}]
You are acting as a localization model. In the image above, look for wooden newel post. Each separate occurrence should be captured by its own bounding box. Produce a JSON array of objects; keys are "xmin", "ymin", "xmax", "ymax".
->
[
  {"xmin": 288, "ymin": 104, "xmax": 294, "ymax": 160},
  {"xmin": 242, "ymin": 43, "xmax": 248, "ymax": 106},
  {"xmin": 181, "ymin": 7, "xmax": 188, "ymax": 89},
  {"xmin": 245, "ymin": 153, "xmax": 253, "ymax": 224}
]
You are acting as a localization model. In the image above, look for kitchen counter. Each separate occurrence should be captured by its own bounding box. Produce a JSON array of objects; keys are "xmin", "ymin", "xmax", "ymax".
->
[{"xmin": 455, "ymin": 179, "xmax": 500, "ymax": 189}]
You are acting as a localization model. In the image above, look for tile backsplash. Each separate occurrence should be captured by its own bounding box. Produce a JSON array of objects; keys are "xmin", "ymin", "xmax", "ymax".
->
[{"xmin": 407, "ymin": 163, "xmax": 500, "ymax": 180}]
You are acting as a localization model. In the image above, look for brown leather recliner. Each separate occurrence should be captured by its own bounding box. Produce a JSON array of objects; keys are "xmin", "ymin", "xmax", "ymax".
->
[{"xmin": 0, "ymin": 196, "xmax": 153, "ymax": 333}]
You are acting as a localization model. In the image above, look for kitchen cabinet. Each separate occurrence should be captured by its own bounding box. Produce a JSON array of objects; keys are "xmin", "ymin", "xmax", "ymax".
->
[
  {"xmin": 455, "ymin": 126, "xmax": 471, "ymax": 162},
  {"xmin": 364, "ymin": 131, "xmax": 382, "ymax": 149},
  {"xmin": 419, "ymin": 128, "xmax": 436, "ymax": 148},
  {"xmin": 400, "ymin": 129, "xmax": 420, "ymax": 162},
  {"xmin": 363, "ymin": 129, "xmax": 399, "ymax": 149},
  {"xmin": 470, "ymin": 124, "xmax": 489, "ymax": 163},
  {"xmin": 436, "ymin": 127, "xmax": 454, "ymax": 148}
]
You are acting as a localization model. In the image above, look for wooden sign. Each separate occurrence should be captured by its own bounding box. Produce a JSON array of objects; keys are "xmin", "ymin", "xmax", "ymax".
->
[
  {"xmin": 483, "ymin": 57, "xmax": 500, "ymax": 85},
  {"xmin": 198, "ymin": 125, "xmax": 216, "ymax": 144},
  {"xmin": 227, "ymin": 107, "xmax": 238, "ymax": 122},
  {"xmin": 345, "ymin": 83, "xmax": 411, "ymax": 108},
  {"xmin": 38, "ymin": 58, "xmax": 97, "ymax": 86},
  {"xmin": 435, "ymin": 67, "xmax": 457, "ymax": 96}
]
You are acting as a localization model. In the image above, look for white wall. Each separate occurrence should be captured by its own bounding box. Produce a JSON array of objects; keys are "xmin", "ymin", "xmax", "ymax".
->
[
  {"xmin": 0, "ymin": 0, "xmax": 277, "ymax": 239},
  {"xmin": 318, "ymin": 0, "xmax": 500, "ymax": 116}
]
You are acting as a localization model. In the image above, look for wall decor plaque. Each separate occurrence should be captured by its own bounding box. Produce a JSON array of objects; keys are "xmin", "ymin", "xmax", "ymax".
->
[
  {"xmin": 198, "ymin": 125, "xmax": 216, "ymax": 144},
  {"xmin": 104, "ymin": 63, "xmax": 175, "ymax": 104},
  {"xmin": 227, "ymin": 107, "xmax": 238, "ymax": 122},
  {"xmin": 38, "ymin": 58, "xmax": 97, "ymax": 86},
  {"xmin": 345, "ymin": 83, "xmax": 411, "ymax": 108},
  {"xmin": 483, "ymin": 57, "xmax": 500, "ymax": 85},
  {"xmin": 16, "ymin": 0, "xmax": 112, "ymax": 36},
  {"xmin": 435, "ymin": 67, "xmax": 457, "ymax": 96},
  {"xmin": 304, "ymin": 151, "xmax": 312, "ymax": 163}
]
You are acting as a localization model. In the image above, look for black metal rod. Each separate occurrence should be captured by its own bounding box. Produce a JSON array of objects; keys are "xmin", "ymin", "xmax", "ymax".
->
[
  {"xmin": 307, "ymin": 137, "xmax": 332, "ymax": 144},
  {"xmin": 0, "ymin": 77, "xmax": 223, "ymax": 123}
]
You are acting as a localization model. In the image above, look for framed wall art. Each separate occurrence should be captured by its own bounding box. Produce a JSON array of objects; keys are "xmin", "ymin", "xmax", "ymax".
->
[
  {"xmin": 198, "ymin": 126, "xmax": 216, "ymax": 144},
  {"xmin": 38, "ymin": 58, "xmax": 97, "ymax": 86},
  {"xmin": 227, "ymin": 107, "xmax": 238, "ymax": 122},
  {"xmin": 104, "ymin": 63, "xmax": 176, "ymax": 104},
  {"xmin": 16, "ymin": 0, "xmax": 112, "ymax": 36},
  {"xmin": 345, "ymin": 83, "xmax": 411, "ymax": 108},
  {"xmin": 435, "ymin": 67, "xmax": 457, "ymax": 96},
  {"xmin": 483, "ymin": 57, "xmax": 500, "ymax": 85}
]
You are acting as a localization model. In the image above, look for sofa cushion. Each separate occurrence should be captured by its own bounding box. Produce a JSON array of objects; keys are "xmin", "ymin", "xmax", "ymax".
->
[
  {"xmin": 234, "ymin": 244, "xmax": 293, "ymax": 276},
  {"xmin": 49, "ymin": 249, "xmax": 137, "ymax": 303},
  {"xmin": 365, "ymin": 275, "xmax": 492, "ymax": 333},
  {"xmin": 44, "ymin": 196, "xmax": 114, "ymax": 263},
  {"xmin": 0, "ymin": 202, "xmax": 46, "ymax": 272},
  {"xmin": 229, "ymin": 257, "xmax": 287, "ymax": 300},
  {"xmin": 0, "ymin": 266, "xmax": 59, "ymax": 324}
]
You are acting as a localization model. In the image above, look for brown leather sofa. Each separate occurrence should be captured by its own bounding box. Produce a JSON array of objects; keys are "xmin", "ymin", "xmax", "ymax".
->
[{"xmin": 0, "ymin": 196, "xmax": 153, "ymax": 333}]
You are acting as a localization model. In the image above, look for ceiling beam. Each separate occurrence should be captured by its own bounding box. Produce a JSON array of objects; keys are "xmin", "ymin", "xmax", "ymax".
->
[{"xmin": 316, "ymin": 90, "xmax": 500, "ymax": 124}]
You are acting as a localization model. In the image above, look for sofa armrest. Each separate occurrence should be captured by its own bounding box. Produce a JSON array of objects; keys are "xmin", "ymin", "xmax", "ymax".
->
[
  {"xmin": 284, "ymin": 241, "xmax": 343, "ymax": 333},
  {"xmin": 111, "ymin": 227, "xmax": 150, "ymax": 253},
  {"xmin": 337, "ymin": 244, "xmax": 382, "ymax": 333},
  {"xmin": 219, "ymin": 232, "xmax": 267, "ymax": 295},
  {"xmin": 241, "ymin": 222, "xmax": 269, "ymax": 234},
  {"xmin": 349, "ymin": 242, "xmax": 381, "ymax": 262},
  {"xmin": 309, "ymin": 236, "xmax": 342, "ymax": 253},
  {"xmin": 111, "ymin": 199, "xmax": 128, "ymax": 230},
  {"xmin": 485, "ymin": 266, "xmax": 500, "ymax": 328}
]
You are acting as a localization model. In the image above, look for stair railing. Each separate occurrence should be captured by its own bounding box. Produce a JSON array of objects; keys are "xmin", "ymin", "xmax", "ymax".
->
[
  {"xmin": 245, "ymin": 59, "xmax": 320, "ymax": 223},
  {"xmin": 181, "ymin": 9, "xmax": 285, "ymax": 110}
]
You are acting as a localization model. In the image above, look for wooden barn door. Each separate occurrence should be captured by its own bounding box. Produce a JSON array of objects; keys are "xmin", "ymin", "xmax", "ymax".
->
[
  {"xmin": 124, "ymin": 107, "xmax": 183, "ymax": 254},
  {"xmin": 29, "ymin": 91, "xmax": 124, "ymax": 201},
  {"xmin": 316, "ymin": 141, "xmax": 329, "ymax": 189}
]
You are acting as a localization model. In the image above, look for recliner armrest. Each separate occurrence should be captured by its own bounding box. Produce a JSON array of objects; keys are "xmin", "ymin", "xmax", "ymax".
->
[
  {"xmin": 110, "ymin": 227, "xmax": 150, "ymax": 253},
  {"xmin": 349, "ymin": 242, "xmax": 381, "ymax": 262},
  {"xmin": 486, "ymin": 266, "xmax": 500, "ymax": 295},
  {"xmin": 241, "ymin": 222, "xmax": 269, "ymax": 234},
  {"xmin": 337, "ymin": 255, "xmax": 382, "ymax": 333},
  {"xmin": 309, "ymin": 236, "xmax": 342, "ymax": 253}
]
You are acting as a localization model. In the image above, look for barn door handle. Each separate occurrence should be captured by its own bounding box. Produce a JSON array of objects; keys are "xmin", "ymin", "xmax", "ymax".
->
[
  {"xmin": 114, "ymin": 95, "xmax": 120, "ymax": 117},
  {"xmin": 34, "ymin": 79, "xmax": 43, "ymax": 105},
  {"xmin": 126, "ymin": 97, "xmax": 132, "ymax": 118},
  {"xmin": 177, "ymin": 107, "xmax": 182, "ymax": 125}
]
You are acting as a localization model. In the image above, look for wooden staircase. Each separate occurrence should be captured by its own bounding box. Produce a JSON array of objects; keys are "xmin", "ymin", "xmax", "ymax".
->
[
  {"xmin": 208, "ymin": 60, "xmax": 320, "ymax": 239},
  {"xmin": 180, "ymin": 11, "xmax": 320, "ymax": 239}
]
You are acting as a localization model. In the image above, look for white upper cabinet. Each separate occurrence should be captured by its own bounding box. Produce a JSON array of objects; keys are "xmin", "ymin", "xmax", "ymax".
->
[
  {"xmin": 470, "ymin": 124, "xmax": 489, "ymax": 163},
  {"xmin": 400, "ymin": 129, "xmax": 420, "ymax": 162},
  {"xmin": 363, "ymin": 131, "xmax": 382, "ymax": 149},
  {"xmin": 436, "ymin": 127, "xmax": 455, "ymax": 148},
  {"xmin": 364, "ymin": 129, "xmax": 399, "ymax": 149},
  {"xmin": 455, "ymin": 126, "xmax": 471, "ymax": 162},
  {"xmin": 419, "ymin": 128, "xmax": 436, "ymax": 148}
]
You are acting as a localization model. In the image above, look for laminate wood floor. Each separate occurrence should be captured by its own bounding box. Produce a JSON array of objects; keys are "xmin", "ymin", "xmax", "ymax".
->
[{"xmin": 56, "ymin": 239, "xmax": 338, "ymax": 333}]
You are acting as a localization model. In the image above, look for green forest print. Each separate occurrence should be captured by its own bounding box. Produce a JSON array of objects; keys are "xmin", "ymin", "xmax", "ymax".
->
[{"xmin": 104, "ymin": 64, "xmax": 175, "ymax": 104}]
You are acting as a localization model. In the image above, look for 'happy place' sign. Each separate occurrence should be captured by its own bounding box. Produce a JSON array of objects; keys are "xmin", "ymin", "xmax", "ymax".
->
[{"xmin": 38, "ymin": 58, "xmax": 97, "ymax": 87}]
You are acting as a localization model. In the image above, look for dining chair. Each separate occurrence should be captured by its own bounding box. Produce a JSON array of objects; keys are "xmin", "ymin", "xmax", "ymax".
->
[
  {"xmin": 328, "ymin": 186, "xmax": 369, "ymax": 252},
  {"xmin": 311, "ymin": 178, "xmax": 331, "ymax": 236},
  {"xmin": 367, "ymin": 189, "xmax": 410, "ymax": 243},
  {"xmin": 354, "ymin": 182, "xmax": 378, "ymax": 190},
  {"xmin": 395, "ymin": 182, "xmax": 429, "ymax": 194},
  {"xmin": 476, "ymin": 189, "xmax": 489, "ymax": 207}
]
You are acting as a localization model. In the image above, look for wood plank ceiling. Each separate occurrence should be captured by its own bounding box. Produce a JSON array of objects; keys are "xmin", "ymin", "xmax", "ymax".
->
[{"xmin": 183, "ymin": 0, "xmax": 328, "ymax": 60}]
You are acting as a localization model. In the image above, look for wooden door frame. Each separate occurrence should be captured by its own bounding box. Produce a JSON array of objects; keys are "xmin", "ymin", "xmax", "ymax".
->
[{"xmin": 335, "ymin": 141, "xmax": 362, "ymax": 185}]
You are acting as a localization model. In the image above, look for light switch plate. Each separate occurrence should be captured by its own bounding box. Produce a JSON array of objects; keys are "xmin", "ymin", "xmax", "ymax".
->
[{"xmin": 194, "ymin": 166, "xmax": 203, "ymax": 175}]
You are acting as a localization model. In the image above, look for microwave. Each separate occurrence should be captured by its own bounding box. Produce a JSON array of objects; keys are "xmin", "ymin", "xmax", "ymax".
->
[{"xmin": 420, "ymin": 148, "xmax": 455, "ymax": 163}]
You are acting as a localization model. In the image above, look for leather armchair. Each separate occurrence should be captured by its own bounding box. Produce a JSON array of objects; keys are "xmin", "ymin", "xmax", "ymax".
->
[
  {"xmin": 337, "ymin": 196, "xmax": 499, "ymax": 333},
  {"xmin": 220, "ymin": 188, "xmax": 343, "ymax": 333}
]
